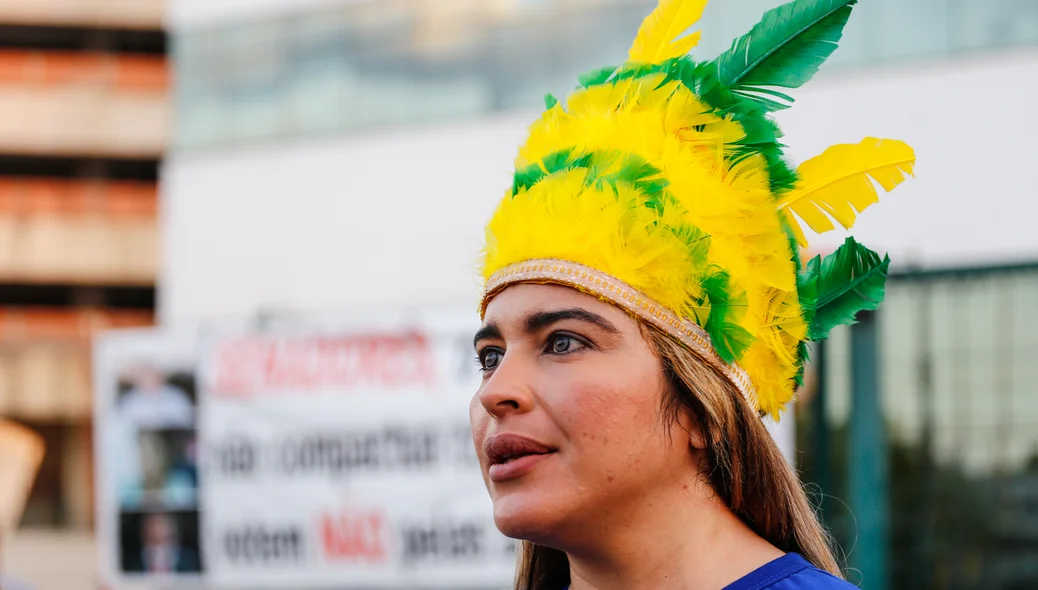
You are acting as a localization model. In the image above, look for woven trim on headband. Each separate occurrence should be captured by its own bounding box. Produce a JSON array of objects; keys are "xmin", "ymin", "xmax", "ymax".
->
[{"xmin": 481, "ymin": 259, "xmax": 758, "ymax": 411}]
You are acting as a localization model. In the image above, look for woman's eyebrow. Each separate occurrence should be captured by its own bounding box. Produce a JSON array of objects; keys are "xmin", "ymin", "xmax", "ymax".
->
[
  {"xmin": 474, "ymin": 308, "xmax": 619, "ymax": 348},
  {"xmin": 524, "ymin": 308, "xmax": 619, "ymax": 335},
  {"xmin": 473, "ymin": 323, "xmax": 502, "ymax": 349}
]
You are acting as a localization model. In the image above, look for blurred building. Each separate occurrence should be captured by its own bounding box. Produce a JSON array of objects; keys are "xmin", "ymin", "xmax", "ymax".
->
[
  {"xmin": 158, "ymin": 0, "xmax": 1037, "ymax": 589},
  {"xmin": 0, "ymin": 0, "xmax": 166, "ymax": 585}
]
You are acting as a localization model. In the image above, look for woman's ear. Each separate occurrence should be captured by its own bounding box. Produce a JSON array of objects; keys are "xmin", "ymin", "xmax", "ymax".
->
[
  {"xmin": 673, "ymin": 404, "xmax": 707, "ymax": 452},
  {"xmin": 686, "ymin": 414, "xmax": 707, "ymax": 452}
]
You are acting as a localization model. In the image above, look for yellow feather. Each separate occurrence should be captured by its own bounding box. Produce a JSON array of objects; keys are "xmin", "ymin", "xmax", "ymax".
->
[
  {"xmin": 781, "ymin": 209, "xmax": 809, "ymax": 249},
  {"xmin": 779, "ymin": 137, "xmax": 915, "ymax": 240},
  {"xmin": 628, "ymin": 0, "xmax": 709, "ymax": 64}
]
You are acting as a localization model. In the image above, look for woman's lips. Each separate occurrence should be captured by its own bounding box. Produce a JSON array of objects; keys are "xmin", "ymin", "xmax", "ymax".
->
[
  {"xmin": 488, "ymin": 452, "xmax": 555, "ymax": 482},
  {"xmin": 484, "ymin": 434, "xmax": 557, "ymax": 483}
]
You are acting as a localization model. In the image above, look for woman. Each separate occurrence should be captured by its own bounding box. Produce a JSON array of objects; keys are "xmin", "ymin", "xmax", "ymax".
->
[{"xmin": 469, "ymin": 0, "xmax": 916, "ymax": 588}]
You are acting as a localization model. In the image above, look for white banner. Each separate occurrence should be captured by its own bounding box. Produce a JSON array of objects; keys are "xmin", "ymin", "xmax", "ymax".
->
[{"xmin": 197, "ymin": 311, "xmax": 514, "ymax": 589}]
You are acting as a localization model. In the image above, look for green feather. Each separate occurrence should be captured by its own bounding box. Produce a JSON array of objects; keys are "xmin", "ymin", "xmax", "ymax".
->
[
  {"xmin": 709, "ymin": 316, "xmax": 754, "ymax": 365},
  {"xmin": 584, "ymin": 150, "xmax": 623, "ymax": 183},
  {"xmin": 707, "ymin": 0, "xmax": 857, "ymax": 109},
  {"xmin": 706, "ymin": 77, "xmax": 794, "ymax": 112},
  {"xmin": 540, "ymin": 149, "xmax": 575, "ymax": 174},
  {"xmin": 569, "ymin": 153, "xmax": 594, "ymax": 171},
  {"xmin": 512, "ymin": 148, "xmax": 579, "ymax": 194},
  {"xmin": 513, "ymin": 150, "xmax": 674, "ymax": 212},
  {"xmin": 798, "ymin": 237, "xmax": 890, "ymax": 341},
  {"xmin": 593, "ymin": 153, "xmax": 668, "ymax": 195},
  {"xmin": 693, "ymin": 64, "xmax": 799, "ymax": 193},
  {"xmin": 663, "ymin": 57, "xmax": 700, "ymax": 91},
  {"xmin": 762, "ymin": 150, "xmax": 799, "ymax": 193},
  {"xmin": 729, "ymin": 136, "xmax": 798, "ymax": 194},
  {"xmin": 794, "ymin": 341, "xmax": 810, "ymax": 387},
  {"xmin": 614, "ymin": 61, "xmax": 675, "ymax": 85},
  {"xmin": 740, "ymin": 86, "xmax": 796, "ymax": 107},
  {"xmin": 636, "ymin": 177, "xmax": 670, "ymax": 195},
  {"xmin": 601, "ymin": 154, "xmax": 660, "ymax": 185},
  {"xmin": 578, "ymin": 65, "xmax": 618, "ymax": 88},
  {"xmin": 796, "ymin": 264, "xmax": 818, "ymax": 328},
  {"xmin": 702, "ymin": 270, "xmax": 754, "ymax": 363},
  {"xmin": 670, "ymin": 223, "xmax": 711, "ymax": 261},
  {"xmin": 780, "ymin": 217, "xmax": 804, "ymax": 285},
  {"xmin": 512, "ymin": 162, "xmax": 544, "ymax": 195},
  {"xmin": 591, "ymin": 153, "xmax": 672, "ymax": 212},
  {"xmin": 543, "ymin": 93, "xmax": 559, "ymax": 110}
]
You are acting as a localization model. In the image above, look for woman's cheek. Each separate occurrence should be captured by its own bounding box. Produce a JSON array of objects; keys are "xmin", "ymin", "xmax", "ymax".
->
[{"xmin": 564, "ymin": 383, "xmax": 635, "ymax": 448}]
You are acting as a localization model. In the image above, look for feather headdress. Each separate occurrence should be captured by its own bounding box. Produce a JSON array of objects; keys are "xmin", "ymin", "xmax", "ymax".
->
[{"xmin": 479, "ymin": 0, "xmax": 915, "ymax": 419}]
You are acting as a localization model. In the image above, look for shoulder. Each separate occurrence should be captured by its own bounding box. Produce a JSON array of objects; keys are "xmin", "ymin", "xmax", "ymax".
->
[{"xmin": 725, "ymin": 554, "xmax": 858, "ymax": 590}]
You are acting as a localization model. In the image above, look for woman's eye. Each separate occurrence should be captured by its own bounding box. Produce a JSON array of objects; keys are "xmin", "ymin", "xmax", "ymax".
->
[
  {"xmin": 547, "ymin": 334, "xmax": 584, "ymax": 355},
  {"xmin": 479, "ymin": 349, "xmax": 503, "ymax": 371}
]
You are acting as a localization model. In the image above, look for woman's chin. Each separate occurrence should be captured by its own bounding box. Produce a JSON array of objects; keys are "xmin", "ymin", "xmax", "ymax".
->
[{"xmin": 491, "ymin": 492, "xmax": 566, "ymax": 542}]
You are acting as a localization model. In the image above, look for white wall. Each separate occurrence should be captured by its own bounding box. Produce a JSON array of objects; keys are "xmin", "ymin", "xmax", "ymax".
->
[
  {"xmin": 161, "ymin": 115, "xmax": 525, "ymax": 325},
  {"xmin": 161, "ymin": 49, "xmax": 1038, "ymax": 326}
]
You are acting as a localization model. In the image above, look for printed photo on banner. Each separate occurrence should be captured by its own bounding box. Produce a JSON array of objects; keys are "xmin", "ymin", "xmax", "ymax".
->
[
  {"xmin": 112, "ymin": 362, "xmax": 199, "ymax": 512},
  {"xmin": 120, "ymin": 510, "xmax": 203, "ymax": 574},
  {"xmin": 112, "ymin": 362, "xmax": 203, "ymax": 575},
  {"xmin": 94, "ymin": 328, "xmax": 207, "ymax": 587}
]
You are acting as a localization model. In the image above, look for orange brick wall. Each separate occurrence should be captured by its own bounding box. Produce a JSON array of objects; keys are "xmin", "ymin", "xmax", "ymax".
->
[
  {"xmin": 0, "ymin": 6, "xmax": 164, "ymax": 536},
  {"xmin": 0, "ymin": 51, "xmax": 168, "ymax": 92},
  {"xmin": 0, "ymin": 178, "xmax": 158, "ymax": 218},
  {"xmin": 0, "ymin": 179, "xmax": 159, "ymax": 284},
  {"xmin": 0, "ymin": 51, "xmax": 168, "ymax": 156},
  {"xmin": 0, "ymin": 309, "xmax": 153, "ymax": 421}
]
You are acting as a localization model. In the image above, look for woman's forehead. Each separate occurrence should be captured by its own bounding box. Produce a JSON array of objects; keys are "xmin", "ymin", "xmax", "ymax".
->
[{"xmin": 482, "ymin": 283, "xmax": 632, "ymax": 329}]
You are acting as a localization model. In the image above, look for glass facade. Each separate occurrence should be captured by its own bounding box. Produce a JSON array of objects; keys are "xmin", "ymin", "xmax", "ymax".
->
[
  {"xmin": 172, "ymin": 0, "xmax": 1038, "ymax": 150},
  {"xmin": 799, "ymin": 264, "xmax": 1038, "ymax": 590}
]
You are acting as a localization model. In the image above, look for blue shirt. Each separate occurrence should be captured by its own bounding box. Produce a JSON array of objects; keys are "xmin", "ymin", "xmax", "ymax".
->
[
  {"xmin": 565, "ymin": 553, "xmax": 856, "ymax": 589},
  {"xmin": 723, "ymin": 553, "xmax": 857, "ymax": 590}
]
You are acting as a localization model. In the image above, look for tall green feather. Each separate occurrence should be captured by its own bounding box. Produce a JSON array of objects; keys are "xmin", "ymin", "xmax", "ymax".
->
[
  {"xmin": 706, "ymin": 0, "xmax": 857, "ymax": 110},
  {"xmin": 798, "ymin": 237, "xmax": 890, "ymax": 341}
]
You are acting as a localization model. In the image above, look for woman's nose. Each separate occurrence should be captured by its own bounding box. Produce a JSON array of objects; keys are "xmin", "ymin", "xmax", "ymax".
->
[{"xmin": 477, "ymin": 352, "xmax": 536, "ymax": 419}]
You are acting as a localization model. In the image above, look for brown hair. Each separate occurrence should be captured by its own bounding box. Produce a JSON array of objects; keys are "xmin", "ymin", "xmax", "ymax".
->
[{"xmin": 513, "ymin": 324, "xmax": 841, "ymax": 590}]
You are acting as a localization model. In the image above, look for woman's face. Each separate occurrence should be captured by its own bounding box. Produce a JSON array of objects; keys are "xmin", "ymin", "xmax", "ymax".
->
[{"xmin": 470, "ymin": 283, "xmax": 695, "ymax": 546}]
